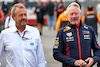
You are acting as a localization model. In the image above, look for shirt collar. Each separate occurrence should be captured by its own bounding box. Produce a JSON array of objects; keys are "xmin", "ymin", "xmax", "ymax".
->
[
  {"xmin": 12, "ymin": 25, "xmax": 30, "ymax": 33},
  {"xmin": 86, "ymin": 11, "xmax": 94, "ymax": 14},
  {"xmin": 68, "ymin": 20, "xmax": 83, "ymax": 28}
]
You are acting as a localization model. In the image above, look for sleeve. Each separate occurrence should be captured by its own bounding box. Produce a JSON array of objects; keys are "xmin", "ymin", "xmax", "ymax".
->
[
  {"xmin": 90, "ymin": 27, "xmax": 100, "ymax": 63},
  {"xmin": 0, "ymin": 32, "xmax": 5, "ymax": 62},
  {"xmin": 36, "ymin": 30, "xmax": 47, "ymax": 67},
  {"xmin": 53, "ymin": 29, "xmax": 76, "ymax": 66}
]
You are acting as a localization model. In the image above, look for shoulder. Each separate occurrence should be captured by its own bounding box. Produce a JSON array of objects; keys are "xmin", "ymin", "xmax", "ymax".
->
[
  {"xmin": 5, "ymin": 16, "xmax": 9, "ymax": 19},
  {"xmin": 58, "ymin": 25, "xmax": 70, "ymax": 33},
  {"xmin": 26, "ymin": 25, "xmax": 40, "ymax": 38},
  {"xmin": 1, "ymin": 26, "xmax": 14, "ymax": 35},
  {"xmin": 26, "ymin": 25, "xmax": 39, "ymax": 33},
  {"xmin": 5, "ymin": 16, "xmax": 10, "ymax": 23},
  {"xmin": 83, "ymin": 25, "xmax": 94, "ymax": 33},
  {"xmin": 59, "ymin": 12, "xmax": 64, "ymax": 17}
]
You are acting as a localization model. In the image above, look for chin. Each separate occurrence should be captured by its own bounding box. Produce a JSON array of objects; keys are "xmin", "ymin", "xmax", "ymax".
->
[
  {"xmin": 21, "ymin": 23, "xmax": 27, "ymax": 26},
  {"xmin": 70, "ymin": 22, "xmax": 78, "ymax": 25},
  {"xmin": 21, "ymin": 24, "xmax": 27, "ymax": 27}
]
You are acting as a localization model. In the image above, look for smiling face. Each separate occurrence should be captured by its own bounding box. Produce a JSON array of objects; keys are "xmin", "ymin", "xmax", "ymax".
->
[
  {"xmin": 13, "ymin": 7, "xmax": 27, "ymax": 27},
  {"xmin": 67, "ymin": 5, "xmax": 82, "ymax": 25}
]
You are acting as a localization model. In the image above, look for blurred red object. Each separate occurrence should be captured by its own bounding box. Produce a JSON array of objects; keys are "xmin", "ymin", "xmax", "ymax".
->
[{"xmin": 43, "ymin": 1, "xmax": 47, "ymax": 6}]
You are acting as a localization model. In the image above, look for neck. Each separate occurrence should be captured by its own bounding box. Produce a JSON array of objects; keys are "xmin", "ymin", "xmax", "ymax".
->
[
  {"xmin": 16, "ymin": 25, "xmax": 26, "ymax": 33},
  {"xmin": 75, "ymin": 22, "xmax": 80, "ymax": 28}
]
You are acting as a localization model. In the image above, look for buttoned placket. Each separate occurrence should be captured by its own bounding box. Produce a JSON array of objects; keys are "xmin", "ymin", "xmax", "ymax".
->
[{"xmin": 16, "ymin": 31, "xmax": 27, "ymax": 67}]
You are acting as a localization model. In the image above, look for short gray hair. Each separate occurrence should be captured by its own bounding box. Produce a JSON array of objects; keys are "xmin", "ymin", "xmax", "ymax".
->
[
  {"xmin": 11, "ymin": 4, "xmax": 26, "ymax": 16},
  {"xmin": 66, "ymin": 2, "xmax": 81, "ymax": 13}
]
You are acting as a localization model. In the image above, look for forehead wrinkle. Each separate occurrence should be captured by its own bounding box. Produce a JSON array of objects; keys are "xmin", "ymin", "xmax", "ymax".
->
[{"xmin": 67, "ymin": 6, "xmax": 80, "ymax": 14}]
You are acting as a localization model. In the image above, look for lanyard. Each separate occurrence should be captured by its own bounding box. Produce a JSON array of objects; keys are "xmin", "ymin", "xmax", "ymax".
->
[
  {"xmin": 16, "ymin": 31, "xmax": 26, "ymax": 39},
  {"xmin": 16, "ymin": 31, "xmax": 31, "ymax": 40}
]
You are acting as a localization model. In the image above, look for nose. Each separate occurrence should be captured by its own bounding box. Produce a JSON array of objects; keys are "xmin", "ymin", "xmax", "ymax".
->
[
  {"xmin": 22, "ymin": 14, "xmax": 27, "ymax": 19},
  {"xmin": 72, "ymin": 14, "xmax": 76, "ymax": 17}
]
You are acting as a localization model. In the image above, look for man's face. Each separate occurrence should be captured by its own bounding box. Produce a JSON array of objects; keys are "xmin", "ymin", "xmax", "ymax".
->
[
  {"xmin": 38, "ymin": 1, "xmax": 41, "ymax": 6},
  {"xmin": 67, "ymin": 6, "xmax": 82, "ymax": 25},
  {"xmin": 13, "ymin": 7, "xmax": 27, "ymax": 27}
]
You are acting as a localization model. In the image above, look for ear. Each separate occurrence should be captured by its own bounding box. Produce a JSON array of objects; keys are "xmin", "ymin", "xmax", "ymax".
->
[
  {"xmin": 80, "ymin": 11, "xmax": 82, "ymax": 17},
  {"xmin": 12, "ymin": 15, "xmax": 15, "ymax": 21}
]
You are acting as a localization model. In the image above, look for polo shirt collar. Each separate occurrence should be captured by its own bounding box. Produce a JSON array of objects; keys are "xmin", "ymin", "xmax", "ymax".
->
[{"xmin": 12, "ymin": 25, "xmax": 30, "ymax": 33}]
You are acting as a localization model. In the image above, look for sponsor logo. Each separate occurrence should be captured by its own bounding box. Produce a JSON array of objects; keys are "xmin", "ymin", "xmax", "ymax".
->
[
  {"xmin": 97, "ymin": 41, "xmax": 99, "ymax": 44},
  {"xmin": 83, "ymin": 31, "xmax": 90, "ymax": 34},
  {"xmin": 67, "ymin": 32, "xmax": 72, "ymax": 37},
  {"xmin": 55, "ymin": 37, "xmax": 59, "ymax": 42},
  {"xmin": 54, "ymin": 42, "xmax": 59, "ymax": 44},
  {"xmin": 83, "ymin": 31, "xmax": 90, "ymax": 39},
  {"xmin": 54, "ymin": 37, "xmax": 59, "ymax": 48},
  {"xmin": 64, "ymin": 26, "xmax": 71, "ymax": 32},
  {"xmin": 53, "ymin": 44, "xmax": 59, "ymax": 49},
  {"xmin": 30, "ymin": 43, "xmax": 34, "ymax": 45},
  {"xmin": 97, "ymin": 42, "xmax": 100, "ymax": 47},
  {"xmin": 84, "ymin": 35, "xmax": 90, "ymax": 39},
  {"xmin": 66, "ymin": 37, "xmax": 74, "ymax": 42},
  {"xmin": 86, "ymin": 15, "xmax": 95, "ymax": 18},
  {"xmin": 84, "ymin": 26, "xmax": 88, "ymax": 29}
]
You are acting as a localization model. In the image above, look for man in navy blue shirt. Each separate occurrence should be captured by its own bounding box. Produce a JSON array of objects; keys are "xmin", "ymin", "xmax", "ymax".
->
[{"xmin": 53, "ymin": 2, "xmax": 100, "ymax": 67}]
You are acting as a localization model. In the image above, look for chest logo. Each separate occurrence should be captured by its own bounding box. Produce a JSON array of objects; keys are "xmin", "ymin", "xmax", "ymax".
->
[
  {"xmin": 67, "ymin": 32, "xmax": 72, "ymax": 37},
  {"xmin": 64, "ymin": 26, "xmax": 71, "ymax": 32},
  {"xmin": 84, "ymin": 35, "xmax": 90, "ymax": 39},
  {"xmin": 83, "ymin": 31, "xmax": 90, "ymax": 34},
  {"xmin": 66, "ymin": 37, "xmax": 74, "ymax": 42},
  {"xmin": 30, "ymin": 43, "xmax": 34, "ymax": 45}
]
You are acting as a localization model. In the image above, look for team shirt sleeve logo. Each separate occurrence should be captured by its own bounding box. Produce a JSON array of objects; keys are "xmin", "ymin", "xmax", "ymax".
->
[
  {"xmin": 53, "ymin": 37, "xmax": 59, "ymax": 49},
  {"xmin": 97, "ymin": 42, "xmax": 100, "ymax": 47}
]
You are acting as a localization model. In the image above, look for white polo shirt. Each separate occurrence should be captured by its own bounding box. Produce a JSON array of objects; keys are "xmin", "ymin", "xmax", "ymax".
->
[{"xmin": 0, "ymin": 25, "xmax": 47, "ymax": 67}]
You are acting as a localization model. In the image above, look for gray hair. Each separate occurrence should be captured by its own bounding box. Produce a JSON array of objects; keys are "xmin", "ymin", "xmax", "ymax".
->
[
  {"xmin": 66, "ymin": 2, "xmax": 81, "ymax": 13},
  {"xmin": 11, "ymin": 4, "xmax": 26, "ymax": 16}
]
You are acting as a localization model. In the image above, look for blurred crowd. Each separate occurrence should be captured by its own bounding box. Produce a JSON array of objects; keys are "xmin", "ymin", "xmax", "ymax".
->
[{"xmin": 0, "ymin": 0, "xmax": 100, "ymax": 35}]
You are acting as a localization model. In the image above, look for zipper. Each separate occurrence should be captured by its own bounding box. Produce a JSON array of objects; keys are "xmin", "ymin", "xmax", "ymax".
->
[{"xmin": 76, "ymin": 28, "xmax": 82, "ymax": 59}]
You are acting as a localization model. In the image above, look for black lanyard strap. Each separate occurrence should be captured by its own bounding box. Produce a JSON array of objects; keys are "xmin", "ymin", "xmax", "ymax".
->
[
  {"xmin": 16, "ymin": 31, "xmax": 30, "ymax": 40},
  {"xmin": 16, "ymin": 31, "xmax": 26, "ymax": 38}
]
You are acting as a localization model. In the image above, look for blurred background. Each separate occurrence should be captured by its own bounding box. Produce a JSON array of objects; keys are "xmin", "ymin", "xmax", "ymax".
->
[
  {"xmin": 0, "ymin": 0, "xmax": 100, "ymax": 26},
  {"xmin": 0, "ymin": 0, "xmax": 100, "ymax": 67}
]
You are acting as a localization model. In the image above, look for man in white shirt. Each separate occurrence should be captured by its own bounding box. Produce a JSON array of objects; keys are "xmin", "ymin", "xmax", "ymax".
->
[{"xmin": 0, "ymin": 4, "xmax": 47, "ymax": 67}]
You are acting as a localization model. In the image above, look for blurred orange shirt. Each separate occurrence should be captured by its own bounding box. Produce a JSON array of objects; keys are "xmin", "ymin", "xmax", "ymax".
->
[{"xmin": 0, "ymin": 7, "xmax": 5, "ymax": 21}]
